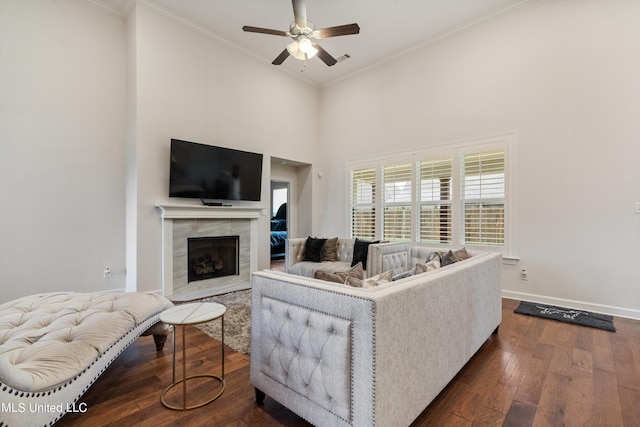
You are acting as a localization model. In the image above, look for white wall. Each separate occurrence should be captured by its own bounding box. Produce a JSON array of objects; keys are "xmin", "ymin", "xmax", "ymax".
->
[
  {"xmin": 3, "ymin": 0, "xmax": 638, "ymax": 319},
  {"xmin": 129, "ymin": 4, "xmax": 321, "ymax": 292},
  {"xmin": 0, "ymin": 0, "xmax": 127, "ymax": 302},
  {"xmin": 0, "ymin": 0, "xmax": 320, "ymax": 302},
  {"xmin": 318, "ymin": 0, "xmax": 640, "ymax": 318}
]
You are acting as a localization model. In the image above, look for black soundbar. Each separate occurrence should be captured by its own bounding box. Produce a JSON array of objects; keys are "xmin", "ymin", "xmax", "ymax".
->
[{"xmin": 201, "ymin": 199, "xmax": 232, "ymax": 207}]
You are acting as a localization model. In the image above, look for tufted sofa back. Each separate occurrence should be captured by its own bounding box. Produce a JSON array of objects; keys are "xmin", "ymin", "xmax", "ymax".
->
[
  {"xmin": 257, "ymin": 295, "xmax": 352, "ymax": 421},
  {"xmin": 368, "ymin": 242, "xmax": 485, "ymax": 277},
  {"xmin": 286, "ymin": 238, "xmax": 356, "ymax": 266},
  {"xmin": 368, "ymin": 242, "xmax": 411, "ymax": 276}
]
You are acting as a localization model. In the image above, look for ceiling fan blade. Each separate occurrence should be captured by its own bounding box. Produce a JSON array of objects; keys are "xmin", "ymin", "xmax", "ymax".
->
[
  {"xmin": 315, "ymin": 23, "xmax": 360, "ymax": 39},
  {"xmin": 292, "ymin": 0, "xmax": 307, "ymax": 28},
  {"xmin": 272, "ymin": 49, "xmax": 290, "ymax": 65},
  {"xmin": 242, "ymin": 26, "xmax": 288, "ymax": 37},
  {"xmin": 313, "ymin": 43, "xmax": 337, "ymax": 66}
]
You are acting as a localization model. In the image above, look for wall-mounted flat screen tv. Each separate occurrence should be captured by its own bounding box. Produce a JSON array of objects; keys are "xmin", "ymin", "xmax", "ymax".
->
[{"xmin": 169, "ymin": 139, "xmax": 263, "ymax": 202}]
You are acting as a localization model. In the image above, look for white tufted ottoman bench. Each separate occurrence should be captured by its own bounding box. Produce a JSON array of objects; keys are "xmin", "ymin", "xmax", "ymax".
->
[{"xmin": 0, "ymin": 291, "xmax": 174, "ymax": 426}]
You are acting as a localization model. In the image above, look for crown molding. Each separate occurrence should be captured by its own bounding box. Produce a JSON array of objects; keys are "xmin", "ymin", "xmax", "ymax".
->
[{"xmin": 80, "ymin": 0, "xmax": 135, "ymax": 19}]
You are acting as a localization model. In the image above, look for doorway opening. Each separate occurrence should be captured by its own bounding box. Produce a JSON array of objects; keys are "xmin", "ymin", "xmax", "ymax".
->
[{"xmin": 270, "ymin": 181, "xmax": 289, "ymax": 262}]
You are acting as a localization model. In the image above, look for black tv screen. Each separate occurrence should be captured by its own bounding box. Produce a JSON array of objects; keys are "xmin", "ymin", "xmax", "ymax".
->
[{"xmin": 169, "ymin": 139, "xmax": 263, "ymax": 201}]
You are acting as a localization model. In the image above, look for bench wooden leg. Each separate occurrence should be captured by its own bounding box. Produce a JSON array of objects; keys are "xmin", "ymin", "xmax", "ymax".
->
[{"xmin": 153, "ymin": 334, "xmax": 167, "ymax": 351}]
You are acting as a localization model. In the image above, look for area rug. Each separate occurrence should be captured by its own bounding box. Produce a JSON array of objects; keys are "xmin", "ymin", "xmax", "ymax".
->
[
  {"xmin": 514, "ymin": 301, "xmax": 615, "ymax": 332},
  {"xmin": 195, "ymin": 289, "xmax": 252, "ymax": 355}
]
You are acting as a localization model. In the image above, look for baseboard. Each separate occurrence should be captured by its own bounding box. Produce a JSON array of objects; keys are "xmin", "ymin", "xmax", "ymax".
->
[{"xmin": 502, "ymin": 290, "xmax": 640, "ymax": 321}]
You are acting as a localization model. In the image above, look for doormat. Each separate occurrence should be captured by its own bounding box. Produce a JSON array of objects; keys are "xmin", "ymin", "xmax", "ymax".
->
[{"xmin": 514, "ymin": 301, "xmax": 615, "ymax": 332}]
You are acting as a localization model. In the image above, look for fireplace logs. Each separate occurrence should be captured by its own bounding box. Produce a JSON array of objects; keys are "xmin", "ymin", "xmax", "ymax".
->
[{"xmin": 188, "ymin": 236, "xmax": 239, "ymax": 283}]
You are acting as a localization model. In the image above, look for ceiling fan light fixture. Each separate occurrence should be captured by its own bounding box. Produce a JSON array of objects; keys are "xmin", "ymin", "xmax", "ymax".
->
[
  {"xmin": 287, "ymin": 37, "xmax": 317, "ymax": 61},
  {"xmin": 298, "ymin": 37, "xmax": 315, "ymax": 54},
  {"xmin": 243, "ymin": 0, "xmax": 358, "ymax": 67}
]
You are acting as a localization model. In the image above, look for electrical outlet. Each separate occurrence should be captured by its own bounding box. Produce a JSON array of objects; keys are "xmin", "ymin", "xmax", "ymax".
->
[
  {"xmin": 104, "ymin": 267, "xmax": 112, "ymax": 279},
  {"xmin": 520, "ymin": 269, "xmax": 528, "ymax": 281}
]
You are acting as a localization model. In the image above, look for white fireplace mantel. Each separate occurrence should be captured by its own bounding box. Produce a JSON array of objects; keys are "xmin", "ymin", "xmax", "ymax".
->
[
  {"xmin": 156, "ymin": 204, "xmax": 265, "ymax": 220},
  {"xmin": 156, "ymin": 204, "xmax": 265, "ymax": 301}
]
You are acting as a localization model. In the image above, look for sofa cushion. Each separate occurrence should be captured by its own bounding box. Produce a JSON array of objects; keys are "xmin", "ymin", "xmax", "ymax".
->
[
  {"xmin": 345, "ymin": 269, "xmax": 393, "ymax": 288},
  {"xmin": 314, "ymin": 262, "xmax": 364, "ymax": 283},
  {"xmin": 290, "ymin": 261, "xmax": 355, "ymax": 278},
  {"xmin": 322, "ymin": 237, "xmax": 339, "ymax": 262},
  {"xmin": 303, "ymin": 237, "xmax": 326, "ymax": 262}
]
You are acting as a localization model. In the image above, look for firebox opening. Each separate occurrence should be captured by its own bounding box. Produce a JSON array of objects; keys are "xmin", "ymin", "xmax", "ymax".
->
[{"xmin": 188, "ymin": 236, "xmax": 239, "ymax": 283}]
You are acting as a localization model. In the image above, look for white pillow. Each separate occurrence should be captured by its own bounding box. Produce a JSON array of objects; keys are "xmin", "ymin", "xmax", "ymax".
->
[
  {"xmin": 415, "ymin": 259, "xmax": 440, "ymax": 274},
  {"xmin": 345, "ymin": 269, "xmax": 393, "ymax": 288}
]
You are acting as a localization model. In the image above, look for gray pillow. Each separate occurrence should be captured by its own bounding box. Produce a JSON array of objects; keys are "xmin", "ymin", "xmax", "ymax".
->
[
  {"xmin": 322, "ymin": 237, "xmax": 339, "ymax": 262},
  {"xmin": 441, "ymin": 247, "xmax": 471, "ymax": 266}
]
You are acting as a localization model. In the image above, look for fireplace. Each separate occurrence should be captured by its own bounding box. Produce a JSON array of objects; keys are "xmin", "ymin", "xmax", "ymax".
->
[
  {"xmin": 157, "ymin": 204, "xmax": 263, "ymax": 300},
  {"xmin": 188, "ymin": 236, "xmax": 239, "ymax": 282}
]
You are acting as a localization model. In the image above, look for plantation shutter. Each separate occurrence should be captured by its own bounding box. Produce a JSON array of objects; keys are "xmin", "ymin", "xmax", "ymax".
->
[
  {"xmin": 461, "ymin": 150, "xmax": 505, "ymax": 246},
  {"xmin": 382, "ymin": 163, "xmax": 412, "ymax": 241},
  {"xmin": 417, "ymin": 158, "xmax": 452, "ymax": 243},
  {"xmin": 350, "ymin": 167, "xmax": 376, "ymax": 239}
]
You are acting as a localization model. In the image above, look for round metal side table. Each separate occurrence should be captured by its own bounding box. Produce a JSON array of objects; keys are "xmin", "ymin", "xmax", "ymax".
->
[{"xmin": 159, "ymin": 302, "xmax": 226, "ymax": 410}]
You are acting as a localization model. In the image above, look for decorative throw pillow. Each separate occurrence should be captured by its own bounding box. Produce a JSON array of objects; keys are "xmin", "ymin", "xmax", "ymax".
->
[
  {"xmin": 426, "ymin": 251, "xmax": 442, "ymax": 263},
  {"xmin": 345, "ymin": 269, "xmax": 393, "ymax": 288},
  {"xmin": 451, "ymin": 247, "xmax": 471, "ymax": 263},
  {"xmin": 440, "ymin": 248, "xmax": 471, "ymax": 266},
  {"xmin": 322, "ymin": 237, "xmax": 339, "ymax": 262},
  {"xmin": 393, "ymin": 269, "xmax": 414, "ymax": 281},
  {"xmin": 351, "ymin": 238, "xmax": 379, "ymax": 269},
  {"xmin": 424, "ymin": 254, "xmax": 441, "ymax": 269},
  {"xmin": 304, "ymin": 237, "xmax": 327, "ymax": 262},
  {"xmin": 440, "ymin": 250, "xmax": 456, "ymax": 267},
  {"xmin": 415, "ymin": 260, "xmax": 440, "ymax": 274},
  {"xmin": 314, "ymin": 262, "xmax": 364, "ymax": 284}
]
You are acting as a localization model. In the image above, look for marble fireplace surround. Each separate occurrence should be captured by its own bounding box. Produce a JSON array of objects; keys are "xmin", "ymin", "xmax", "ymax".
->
[{"xmin": 156, "ymin": 204, "xmax": 263, "ymax": 301}]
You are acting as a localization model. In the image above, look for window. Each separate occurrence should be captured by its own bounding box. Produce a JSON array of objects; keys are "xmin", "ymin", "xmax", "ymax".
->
[
  {"xmin": 417, "ymin": 158, "xmax": 452, "ymax": 244},
  {"xmin": 461, "ymin": 150, "xmax": 505, "ymax": 247},
  {"xmin": 346, "ymin": 134, "xmax": 513, "ymax": 254},
  {"xmin": 382, "ymin": 163, "xmax": 412, "ymax": 241},
  {"xmin": 349, "ymin": 167, "xmax": 376, "ymax": 240}
]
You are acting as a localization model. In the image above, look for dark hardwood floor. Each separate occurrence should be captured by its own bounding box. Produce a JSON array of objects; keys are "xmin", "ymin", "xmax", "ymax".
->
[{"xmin": 57, "ymin": 298, "xmax": 640, "ymax": 427}]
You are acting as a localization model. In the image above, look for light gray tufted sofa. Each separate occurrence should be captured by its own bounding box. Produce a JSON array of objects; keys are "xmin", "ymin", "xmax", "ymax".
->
[{"xmin": 250, "ymin": 247, "xmax": 502, "ymax": 427}]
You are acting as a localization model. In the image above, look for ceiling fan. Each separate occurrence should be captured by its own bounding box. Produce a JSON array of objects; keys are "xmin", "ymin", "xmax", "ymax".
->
[{"xmin": 242, "ymin": 0, "xmax": 360, "ymax": 66}]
